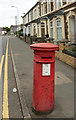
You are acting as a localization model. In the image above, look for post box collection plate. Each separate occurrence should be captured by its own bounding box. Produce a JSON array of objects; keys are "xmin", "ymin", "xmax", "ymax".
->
[{"xmin": 42, "ymin": 64, "xmax": 50, "ymax": 76}]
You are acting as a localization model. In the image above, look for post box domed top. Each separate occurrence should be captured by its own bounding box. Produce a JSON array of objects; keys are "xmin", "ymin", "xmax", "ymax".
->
[{"xmin": 30, "ymin": 43, "xmax": 59, "ymax": 51}]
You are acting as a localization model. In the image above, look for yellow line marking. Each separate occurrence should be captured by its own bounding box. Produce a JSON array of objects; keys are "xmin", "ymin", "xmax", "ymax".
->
[
  {"xmin": 0, "ymin": 55, "xmax": 4, "ymax": 79},
  {"xmin": 4, "ymin": 55, "xmax": 10, "ymax": 57},
  {"xmin": 3, "ymin": 38, "xmax": 9, "ymax": 119}
]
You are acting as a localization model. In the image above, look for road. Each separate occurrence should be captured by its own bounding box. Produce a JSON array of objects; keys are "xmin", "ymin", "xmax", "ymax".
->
[
  {"xmin": 0, "ymin": 35, "xmax": 7, "ymax": 119},
  {"xmin": 0, "ymin": 35, "xmax": 23, "ymax": 119}
]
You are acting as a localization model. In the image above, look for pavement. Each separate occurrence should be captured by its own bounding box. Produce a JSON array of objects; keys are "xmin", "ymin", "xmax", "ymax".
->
[
  {"xmin": 8, "ymin": 44, "xmax": 23, "ymax": 119},
  {"xmin": 10, "ymin": 35, "xmax": 74, "ymax": 119}
]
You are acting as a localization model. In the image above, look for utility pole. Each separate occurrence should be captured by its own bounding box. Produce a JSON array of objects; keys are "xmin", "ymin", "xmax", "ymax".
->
[{"xmin": 11, "ymin": 6, "xmax": 19, "ymax": 37}]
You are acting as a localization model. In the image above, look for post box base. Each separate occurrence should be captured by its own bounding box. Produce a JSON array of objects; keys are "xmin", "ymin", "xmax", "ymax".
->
[{"xmin": 32, "ymin": 107, "xmax": 54, "ymax": 115}]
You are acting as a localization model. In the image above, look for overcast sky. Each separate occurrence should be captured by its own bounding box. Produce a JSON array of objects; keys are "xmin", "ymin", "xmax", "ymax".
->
[{"xmin": 0, "ymin": 0, "xmax": 38, "ymax": 27}]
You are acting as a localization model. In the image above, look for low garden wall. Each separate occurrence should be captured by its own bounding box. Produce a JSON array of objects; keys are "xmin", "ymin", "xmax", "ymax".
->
[{"xmin": 55, "ymin": 51, "xmax": 76, "ymax": 68}]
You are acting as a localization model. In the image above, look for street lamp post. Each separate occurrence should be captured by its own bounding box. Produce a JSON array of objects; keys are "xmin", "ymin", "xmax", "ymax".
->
[{"xmin": 11, "ymin": 6, "xmax": 19, "ymax": 37}]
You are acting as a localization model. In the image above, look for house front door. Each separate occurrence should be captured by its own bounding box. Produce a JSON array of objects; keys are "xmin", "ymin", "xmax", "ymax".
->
[
  {"xmin": 34, "ymin": 26, "xmax": 36, "ymax": 36},
  {"xmin": 41, "ymin": 22, "xmax": 45, "ymax": 38}
]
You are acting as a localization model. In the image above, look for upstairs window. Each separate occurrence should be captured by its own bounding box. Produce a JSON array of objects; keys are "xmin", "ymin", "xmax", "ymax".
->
[
  {"xmin": 34, "ymin": 9, "xmax": 36, "ymax": 19},
  {"xmin": 31, "ymin": 11, "xmax": 33, "ymax": 20},
  {"xmin": 55, "ymin": 0, "xmax": 58, "ymax": 9},
  {"xmin": 44, "ymin": 2, "xmax": 46, "ymax": 14},
  {"xmin": 29, "ymin": 12, "xmax": 31, "ymax": 21},
  {"xmin": 51, "ymin": 2, "xmax": 53, "ymax": 11},
  {"xmin": 38, "ymin": 7, "xmax": 40, "ymax": 17},
  {"xmin": 41, "ymin": 4, "xmax": 44, "ymax": 15},
  {"xmin": 59, "ymin": 0, "xmax": 62, "ymax": 7},
  {"xmin": 48, "ymin": 0, "xmax": 51, "ymax": 12}
]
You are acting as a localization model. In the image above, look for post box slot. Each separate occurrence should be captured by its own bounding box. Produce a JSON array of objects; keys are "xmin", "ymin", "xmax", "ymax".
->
[{"xmin": 42, "ymin": 57, "xmax": 52, "ymax": 59}]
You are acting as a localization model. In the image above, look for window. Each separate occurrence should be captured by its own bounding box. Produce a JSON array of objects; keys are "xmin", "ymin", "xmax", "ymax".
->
[
  {"xmin": 29, "ymin": 12, "xmax": 31, "ymax": 22},
  {"xmin": 34, "ymin": 9, "xmax": 36, "ymax": 19},
  {"xmin": 43, "ymin": 2, "xmax": 47, "ymax": 14},
  {"xmin": 55, "ymin": 0, "xmax": 58, "ymax": 9},
  {"xmin": 48, "ymin": 0, "xmax": 51, "ymax": 12},
  {"xmin": 31, "ymin": 11, "xmax": 33, "ymax": 20},
  {"xmin": 41, "ymin": 4, "xmax": 44, "ymax": 15},
  {"xmin": 56, "ymin": 18, "xmax": 62, "ymax": 40},
  {"xmin": 50, "ymin": 20, "xmax": 53, "ymax": 38},
  {"xmin": 51, "ymin": 2, "xmax": 53, "ymax": 11},
  {"xmin": 59, "ymin": 0, "xmax": 62, "ymax": 7},
  {"xmin": 38, "ymin": 7, "xmax": 40, "ymax": 17}
]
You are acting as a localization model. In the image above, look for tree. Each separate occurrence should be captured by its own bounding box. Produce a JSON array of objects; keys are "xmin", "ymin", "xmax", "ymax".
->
[{"xmin": 3, "ymin": 27, "xmax": 10, "ymax": 33}]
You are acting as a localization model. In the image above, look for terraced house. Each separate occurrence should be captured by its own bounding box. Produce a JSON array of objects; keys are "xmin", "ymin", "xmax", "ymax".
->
[{"xmin": 22, "ymin": 0, "xmax": 76, "ymax": 43}]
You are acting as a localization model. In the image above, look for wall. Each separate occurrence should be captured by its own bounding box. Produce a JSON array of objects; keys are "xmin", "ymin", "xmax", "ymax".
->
[{"xmin": 55, "ymin": 51, "xmax": 76, "ymax": 68}]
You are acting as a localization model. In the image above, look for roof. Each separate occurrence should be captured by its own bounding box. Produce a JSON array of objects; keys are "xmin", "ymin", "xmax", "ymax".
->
[{"xmin": 55, "ymin": 10, "xmax": 64, "ymax": 15}]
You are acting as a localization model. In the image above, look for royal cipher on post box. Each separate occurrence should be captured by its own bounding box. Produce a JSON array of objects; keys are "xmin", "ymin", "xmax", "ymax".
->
[{"xmin": 30, "ymin": 43, "xmax": 59, "ymax": 114}]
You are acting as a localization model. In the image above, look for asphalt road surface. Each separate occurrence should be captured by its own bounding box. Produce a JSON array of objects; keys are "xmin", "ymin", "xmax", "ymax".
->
[
  {"xmin": 0, "ymin": 35, "xmax": 23, "ymax": 119},
  {"xmin": 0, "ymin": 35, "xmax": 7, "ymax": 119},
  {"xmin": 0, "ymin": 36, "xmax": 7, "ymax": 61}
]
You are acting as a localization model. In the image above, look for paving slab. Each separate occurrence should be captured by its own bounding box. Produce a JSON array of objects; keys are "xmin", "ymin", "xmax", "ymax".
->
[{"xmin": 10, "ymin": 35, "xmax": 74, "ymax": 119}]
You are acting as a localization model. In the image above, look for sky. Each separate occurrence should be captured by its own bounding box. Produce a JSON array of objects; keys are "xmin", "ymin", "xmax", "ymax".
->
[{"xmin": 0, "ymin": 0, "xmax": 38, "ymax": 27}]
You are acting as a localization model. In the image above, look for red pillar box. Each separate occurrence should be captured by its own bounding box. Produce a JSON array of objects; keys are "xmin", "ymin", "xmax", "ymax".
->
[{"xmin": 30, "ymin": 43, "xmax": 59, "ymax": 114}]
